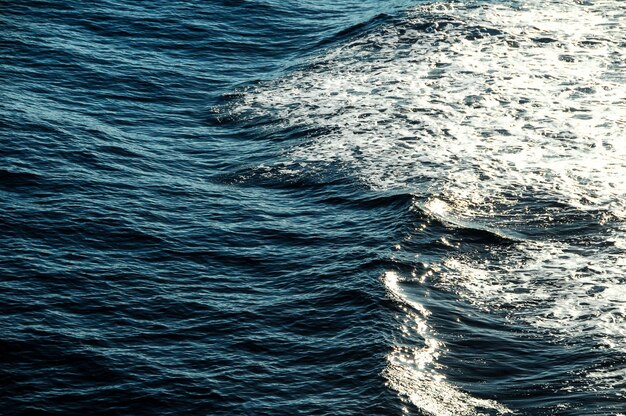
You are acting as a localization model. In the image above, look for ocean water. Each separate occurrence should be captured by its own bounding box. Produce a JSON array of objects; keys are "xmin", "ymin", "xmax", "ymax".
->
[{"xmin": 1, "ymin": 0, "xmax": 624, "ymax": 415}]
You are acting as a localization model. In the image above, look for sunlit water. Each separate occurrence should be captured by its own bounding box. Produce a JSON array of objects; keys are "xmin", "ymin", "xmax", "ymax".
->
[
  {"xmin": 2, "ymin": 0, "xmax": 625, "ymax": 414},
  {"xmin": 231, "ymin": 0, "xmax": 626, "ymax": 414}
]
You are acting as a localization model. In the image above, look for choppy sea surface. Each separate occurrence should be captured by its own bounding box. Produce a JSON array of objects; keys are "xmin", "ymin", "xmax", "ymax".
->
[{"xmin": 1, "ymin": 0, "xmax": 625, "ymax": 415}]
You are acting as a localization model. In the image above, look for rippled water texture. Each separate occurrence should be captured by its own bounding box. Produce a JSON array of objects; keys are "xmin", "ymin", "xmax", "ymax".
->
[{"xmin": 2, "ymin": 0, "xmax": 625, "ymax": 415}]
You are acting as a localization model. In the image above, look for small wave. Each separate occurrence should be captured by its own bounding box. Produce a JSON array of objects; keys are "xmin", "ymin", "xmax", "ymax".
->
[
  {"xmin": 0, "ymin": 169, "xmax": 41, "ymax": 190},
  {"xmin": 316, "ymin": 13, "xmax": 394, "ymax": 48},
  {"xmin": 382, "ymin": 271, "xmax": 512, "ymax": 415}
]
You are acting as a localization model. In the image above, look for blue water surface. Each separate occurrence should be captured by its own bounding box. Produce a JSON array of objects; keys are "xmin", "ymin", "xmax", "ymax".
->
[{"xmin": 1, "ymin": 1, "xmax": 624, "ymax": 415}]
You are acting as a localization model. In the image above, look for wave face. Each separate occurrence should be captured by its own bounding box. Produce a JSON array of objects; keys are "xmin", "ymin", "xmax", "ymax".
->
[
  {"xmin": 2, "ymin": 0, "xmax": 625, "ymax": 415},
  {"xmin": 231, "ymin": 1, "xmax": 626, "ymax": 414}
]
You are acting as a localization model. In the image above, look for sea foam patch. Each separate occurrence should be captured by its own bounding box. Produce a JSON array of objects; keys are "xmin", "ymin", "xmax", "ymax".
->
[
  {"xmin": 233, "ymin": 0, "xmax": 626, "ymax": 411},
  {"xmin": 235, "ymin": 0, "xmax": 625, "ymax": 220}
]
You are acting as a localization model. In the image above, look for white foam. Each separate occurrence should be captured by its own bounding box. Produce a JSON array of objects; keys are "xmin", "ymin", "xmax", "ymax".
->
[
  {"xmin": 383, "ymin": 271, "xmax": 511, "ymax": 415},
  {"xmin": 237, "ymin": 0, "xmax": 625, "ymax": 220},
  {"xmin": 234, "ymin": 0, "xmax": 626, "ymax": 411}
]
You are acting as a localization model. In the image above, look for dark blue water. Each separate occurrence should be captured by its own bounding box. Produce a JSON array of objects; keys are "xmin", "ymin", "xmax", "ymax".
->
[{"xmin": 2, "ymin": 1, "xmax": 625, "ymax": 415}]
